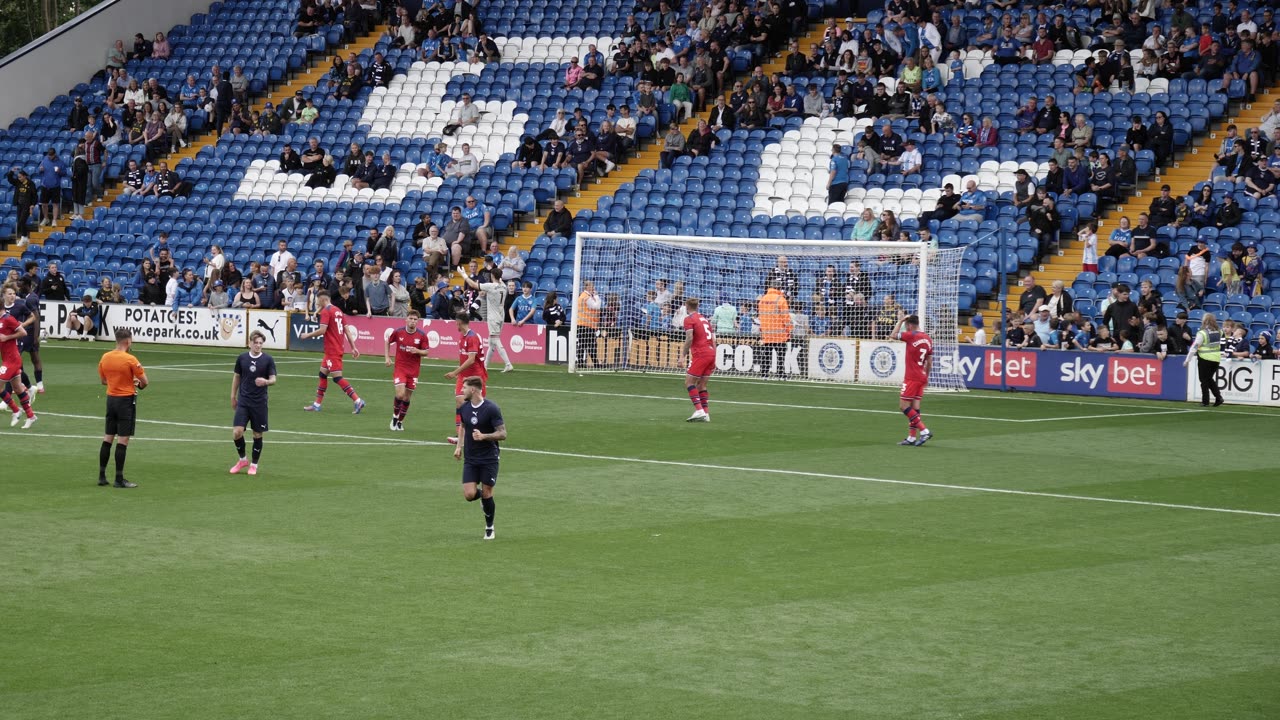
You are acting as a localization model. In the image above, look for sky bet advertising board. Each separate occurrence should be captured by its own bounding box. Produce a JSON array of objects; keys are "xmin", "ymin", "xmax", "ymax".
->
[{"xmin": 940, "ymin": 346, "xmax": 1189, "ymax": 402}]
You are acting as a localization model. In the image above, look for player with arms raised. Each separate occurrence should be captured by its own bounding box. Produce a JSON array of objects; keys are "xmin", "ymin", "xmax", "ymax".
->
[
  {"xmin": 891, "ymin": 313, "xmax": 933, "ymax": 446},
  {"xmin": 0, "ymin": 285, "xmax": 37, "ymax": 428},
  {"xmin": 444, "ymin": 314, "xmax": 487, "ymax": 444},
  {"xmin": 384, "ymin": 309, "xmax": 429, "ymax": 431},
  {"xmin": 229, "ymin": 330, "xmax": 277, "ymax": 475},
  {"xmin": 299, "ymin": 290, "xmax": 365, "ymax": 414},
  {"xmin": 454, "ymin": 376, "xmax": 505, "ymax": 540},
  {"xmin": 678, "ymin": 297, "xmax": 715, "ymax": 422}
]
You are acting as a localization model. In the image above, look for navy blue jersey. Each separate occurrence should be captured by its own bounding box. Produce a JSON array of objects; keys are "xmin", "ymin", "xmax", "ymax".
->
[
  {"xmin": 234, "ymin": 351, "xmax": 276, "ymax": 405},
  {"xmin": 4, "ymin": 299, "xmax": 32, "ymax": 327},
  {"xmin": 461, "ymin": 398, "xmax": 504, "ymax": 462}
]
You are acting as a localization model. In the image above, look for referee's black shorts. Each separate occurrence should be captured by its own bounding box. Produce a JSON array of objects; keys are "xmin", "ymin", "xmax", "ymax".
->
[
  {"xmin": 233, "ymin": 403, "xmax": 269, "ymax": 433},
  {"xmin": 104, "ymin": 395, "xmax": 137, "ymax": 437}
]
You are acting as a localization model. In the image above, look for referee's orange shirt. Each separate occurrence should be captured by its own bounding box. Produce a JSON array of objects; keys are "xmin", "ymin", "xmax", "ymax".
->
[{"xmin": 99, "ymin": 350, "xmax": 145, "ymax": 397}]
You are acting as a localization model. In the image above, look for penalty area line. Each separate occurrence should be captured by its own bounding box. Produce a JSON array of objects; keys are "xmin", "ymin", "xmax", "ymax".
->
[{"xmin": 34, "ymin": 412, "xmax": 1280, "ymax": 519}]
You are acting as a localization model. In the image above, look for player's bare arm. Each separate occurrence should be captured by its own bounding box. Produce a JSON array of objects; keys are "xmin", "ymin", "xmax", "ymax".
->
[
  {"xmin": 135, "ymin": 371, "xmax": 149, "ymax": 390},
  {"xmin": 472, "ymin": 422, "xmax": 507, "ymax": 442},
  {"xmin": 300, "ymin": 322, "xmax": 327, "ymax": 340},
  {"xmin": 446, "ymin": 352, "xmax": 476, "ymax": 379},
  {"xmin": 258, "ymin": 373, "xmax": 276, "ymax": 388},
  {"xmin": 345, "ymin": 324, "xmax": 360, "ymax": 359},
  {"xmin": 231, "ymin": 373, "xmax": 241, "ymax": 408},
  {"xmin": 384, "ymin": 336, "xmax": 395, "ymax": 366},
  {"xmin": 678, "ymin": 328, "xmax": 694, "ymax": 364}
]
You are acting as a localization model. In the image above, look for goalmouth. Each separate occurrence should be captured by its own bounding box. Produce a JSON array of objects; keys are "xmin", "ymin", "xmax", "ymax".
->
[{"xmin": 567, "ymin": 232, "xmax": 967, "ymax": 392}]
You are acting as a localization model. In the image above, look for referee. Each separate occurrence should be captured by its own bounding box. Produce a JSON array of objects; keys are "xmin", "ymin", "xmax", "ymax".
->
[{"xmin": 98, "ymin": 328, "xmax": 147, "ymax": 488}]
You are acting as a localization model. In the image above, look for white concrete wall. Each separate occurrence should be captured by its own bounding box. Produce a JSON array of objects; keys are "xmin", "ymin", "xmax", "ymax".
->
[{"xmin": 0, "ymin": 0, "xmax": 215, "ymax": 129}]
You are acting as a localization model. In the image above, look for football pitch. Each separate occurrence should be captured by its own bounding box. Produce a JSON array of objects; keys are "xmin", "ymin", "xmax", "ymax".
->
[{"xmin": 2, "ymin": 340, "xmax": 1278, "ymax": 719}]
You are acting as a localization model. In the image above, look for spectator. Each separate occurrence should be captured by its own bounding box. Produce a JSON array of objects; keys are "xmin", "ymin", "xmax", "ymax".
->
[
  {"xmin": 66, "ymin": 96, "xmax": 89, "ymax": 131},
  {"xmin": 233, "ymin": 278, "xmax": 260, "ymax": 308},
  {"xmin": 1105, "ymin": 216, "xmax": 1133, "ymax": 259},
  {"xmin": 447, "ymin": 143, "xmax": 479, "ymax": 179},
  {"xmin": 512, "ymin": 136, "xmax": 543, "ymax": 169},
  {"xmin": 544, "ymin": 199, "xmax": 574, "ymax": 238},
  {"xmin": 36, "ymin": 148, "xmax": 66, "ymax": 227},
  {"xmin": 154, "ymin": 161, "xmax": 188, "ymax": 197},
  {"xmin": 305, "ymin": 155, "xmax": 337, "ymax": 189},
  {"xmin": 442, "ymin": 206, "xmax": 472, "ymax": 267},
  {"xmin": 164, "ymin": 104, "xmax": 188, "ymax": 153},
  {"xmin": 208, "ymin": 281, "xmax": 230, "ymax": 309},
  {"xmin": 764, "ymin": 256, "xmax": 799, "ymax": 300},
  {"xmin": 105, "ymin": 40, "xmax": 126, "ymax": 70},
  {"xmin": 827, "ymin": 144, "xmax": 850, "ymax": 203},
  {"xmin": 152, "ymin": 31, "xmax": 170, "ymax": 60},
  {"xmin": 1028, "ymin": 194, "xmax": 1060, "ymax": 257},
  {"xmin": 172, "ymin": 269, "xmax": 203, "ymax": 309},
  {"xmin": 1131, "ymin": 213, "xmax": 1159, "ymax": 258},
  {"xmin": 1149, "ymin": 111, "xmax": 1175, "ymax": 170},
  {"xmin": 953, "ymin": 180, "xmax": 987, "ymax": 222},
  {"xmin": 443, "ymin": 94, "xmax": 481, "ymax": 136},
  {"xmin": 368, "ymin": 152, "xmax": 397, "ymax": 190},
  {"xmin": 69, "ymin": 143, "xmax": 88, "ymax": 221},
  {"xmin": 371, "ymin": 226, "xmax": 399, "ymax": 266},
  {"xmin": 1215, "ymin": 194, "xmax": 1243, "ymax": 228},
  {"xmin": 499, "ymin": 246, "xmax": 525, "ymax": 283},
  {"xmin": 659, "ymin": 124, "xmax": 685, "ymax": 169},
  {"xmin": 461, "ymin": 196, "xmax": 492, "ymax": 249},
  {"xmin": 1103, "ymin": 283, "xmax": 1138, "ymax": 336},
  {"xmin": 1018, "ymin": 274, "xmax": 1047, "ymax": 314}
]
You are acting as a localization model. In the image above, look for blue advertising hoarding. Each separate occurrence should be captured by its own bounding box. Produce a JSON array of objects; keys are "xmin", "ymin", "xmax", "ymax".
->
[{"xmin": 940, "ymin": 346, "xmax": 1190, "ymax": 402}]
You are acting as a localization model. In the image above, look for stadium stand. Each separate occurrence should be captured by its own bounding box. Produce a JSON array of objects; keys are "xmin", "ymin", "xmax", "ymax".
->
[{"xmin": 1, "ymin": 0, "xmax": 1278, "ymax": 354}]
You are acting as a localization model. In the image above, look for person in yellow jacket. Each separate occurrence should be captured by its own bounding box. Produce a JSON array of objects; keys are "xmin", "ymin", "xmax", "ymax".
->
[
  {"xmin": 575, "ymin": 280, "xmax": 602, "ymax": 368},
  {"xmin": 1184, "ymin": 312, "xmax": 1224, "ymax": 406},
  {"xmin": 757, "ymin": 280, "xmax": 793, "ymax": 379}
]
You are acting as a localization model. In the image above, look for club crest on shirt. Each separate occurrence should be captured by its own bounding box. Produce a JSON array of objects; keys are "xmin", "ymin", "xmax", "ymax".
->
[{"xmin": 470, "ymin": 415, "xmax": 478, "ymax": 424}]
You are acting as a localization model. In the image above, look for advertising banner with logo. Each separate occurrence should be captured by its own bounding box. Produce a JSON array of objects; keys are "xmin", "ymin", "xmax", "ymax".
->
[
  {"xmin": 1186, "ymin": 358, "xmax": 1280, "ymax": 406},
  {"xmin": 856, "ymin": 340, "xmax": 906, "ymax": 384},
  {"xmin": 940, "ymin": 345, "xmax": 1188, "ymax": 401},
  {"xmin": 245, "ymin": 310, "xmax": 289, "ymax": 350},
  {"xmin": 286, "ymin": 313, "xmax": 547, "ymax": 364},
  {"xmin": 808, "ymin": 339, "xmax": 859, "ymax": 381},
  {"xmin": 41, "ymin": 301, "xmax": 246, "ymax": 347}
]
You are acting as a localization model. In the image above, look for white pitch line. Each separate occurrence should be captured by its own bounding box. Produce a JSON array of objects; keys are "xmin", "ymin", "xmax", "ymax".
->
[
  {"xmin": 30, "ymin": 412, "xmax": 1280, "ymax": 519},
  {"xmin": 1016, "ymin": 409, "xmax": 1202, "ymax": 422},
  {"xmin": 25, "ymin": 432, "xmax": 407, "ymax": 446}
]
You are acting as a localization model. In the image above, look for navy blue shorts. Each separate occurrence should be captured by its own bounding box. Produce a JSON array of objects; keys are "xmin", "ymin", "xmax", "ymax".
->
[
  {"xmin": 233, "ymin": 403, "xmax": 269, "ymax": 433},
  {"xmin": 461, "ymin": 461, "xmax": 499, "ymax": 487}
]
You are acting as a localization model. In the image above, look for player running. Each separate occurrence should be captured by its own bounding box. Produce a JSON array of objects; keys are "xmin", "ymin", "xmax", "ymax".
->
[
  {"xmin": 677, "ymin": 297, "xmax": 715, "ymax": 422},
  {"xmin": 891, "ymin": 312, "xmax": 933, "ymax": 446},
  {"xmin": 460, "ymin": 266, "xmax": 514, "ymax": 372},
  {"xmin": 230, "ymin": 330, "xmax": 277, "ymax": 476},
  {"xmin": 444, "ymin": 314, "xmax": 487, "ymax": 445},
  {"xmin": 384, "ymin": 309, "xmax": 429, "ymax": 431},
  {"xmin": 0, "ymin": 285, "xmax": 37, "ymax": 428},
  {"xmin": 4, "ymin": 277, "xmax": 42, "ymax": 398},
  {"xmin": 298, "ymin": 290, "xmax": 365, "ymax": 414},
  {"xmin": 454, "ymin": 376, "xmax": 505, "ymax": 540}
]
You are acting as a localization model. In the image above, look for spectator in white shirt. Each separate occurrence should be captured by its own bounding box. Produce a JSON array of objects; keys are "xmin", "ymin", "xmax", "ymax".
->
[
  {"xmin": 444, "ymin": 93, "xmax": 481, "ymax": 136},
  {"xmin": 898, "ymin": 140, "xmax": 923, "ymax": 175},
  {"xmin": 449, "ymin": 143, "xmax": 480, "ymax": 178},
  {"xmin": 269, "ymin": 240, "xmax": 295, "ymax": 279}
]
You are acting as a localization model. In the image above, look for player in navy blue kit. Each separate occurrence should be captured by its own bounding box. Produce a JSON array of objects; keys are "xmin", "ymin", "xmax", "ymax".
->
[
  {"xmin": 229, "ymin": 330, "xmax": 277, "ymax": 476},
  {"xmin": 453, "ymin": 376, "xmax": 506, "ymax": 540}
]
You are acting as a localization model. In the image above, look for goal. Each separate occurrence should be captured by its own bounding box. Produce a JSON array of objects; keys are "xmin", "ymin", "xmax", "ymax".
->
[{"xmin": 568, "ymin": 232, "xmax": 968, "ymax": 391}]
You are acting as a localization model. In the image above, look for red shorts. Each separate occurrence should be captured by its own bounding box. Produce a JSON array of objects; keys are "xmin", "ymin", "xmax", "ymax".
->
[
  {"xmin": 321, "ymin": 354, "xmax": 344, "ymax": 374},
  {"xmin": 394, "ymin": 373, "xmax": 419, "ymax": 391},
  {"xmin": 1082, "ymin": 263, "xmax": 1098, "ymax": 273},
  {"xmin": 900, "ymin": 380, "xmax": 926, "ymax": 401},
  {"xmin": 687, "ymin": 353, "xmax": 716, "ymax": 378},
  {"xmin": 455, "ymin": 375, "xmax": 486, "ymax": 396},
  {"xmin": 0, "ymin": 361, "xmax": 20, "ymax": 383}
]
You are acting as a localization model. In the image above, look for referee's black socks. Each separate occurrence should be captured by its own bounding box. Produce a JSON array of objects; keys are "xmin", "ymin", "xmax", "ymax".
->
[
  {"xmin": 98, "ymin": 441, "xmax": 112, "ymax": 479},
  {"xmin": 114, "ymin": 444, "xmax": 128, "ymax": 479},
  {"xmin": 234, "ymin": 436, "xmax": 247, "ymax": 460},
  {"xmin": 481, "ymin": 496, "xmax": 495, "ymax": 527}
]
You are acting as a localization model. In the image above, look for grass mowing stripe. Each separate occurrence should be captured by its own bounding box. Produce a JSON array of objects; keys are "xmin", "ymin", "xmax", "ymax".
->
[{"xmin": 34, "ymin": 411, "xmax": 1280, "ymax": 519}]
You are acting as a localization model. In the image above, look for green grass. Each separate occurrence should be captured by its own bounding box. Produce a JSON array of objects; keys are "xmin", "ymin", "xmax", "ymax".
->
[{"xmin": 2, "ymin": 339, "xmax": 1278, "ymax": 719}]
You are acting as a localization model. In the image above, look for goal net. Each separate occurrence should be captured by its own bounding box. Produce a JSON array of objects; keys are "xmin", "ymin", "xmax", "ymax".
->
[{"xmin": 568, "ymin": 232, "xmax": 967, "ymax": 391}]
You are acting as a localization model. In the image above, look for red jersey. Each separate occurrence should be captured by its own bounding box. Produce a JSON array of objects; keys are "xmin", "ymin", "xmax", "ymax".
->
[
  {"xmin": 0, "ymin": 314, "xmax": 21, "ymax": 369},
  {"xmin": 389, "ymin": 328, "xmax": 428, "ymax": 376},
  {"xmin": 899, "ymin": 329, "xmax": 933, "ymax": 384},
  {"xmin": 458, "ymin": 330, "xmax": 488, "ymax": 379},
  {"xmin": 683, "ymin": 312, "xmax": 716, "ymax": 356},
  {"xmin": 319, "ymin": 305, "xmax": 348, "ymax": 357}
]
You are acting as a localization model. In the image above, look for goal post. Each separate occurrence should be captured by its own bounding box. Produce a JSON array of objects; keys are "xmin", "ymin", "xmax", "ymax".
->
[{"xmin": 568, "ymin": 232, "xmax": 967, "ymax": 391}]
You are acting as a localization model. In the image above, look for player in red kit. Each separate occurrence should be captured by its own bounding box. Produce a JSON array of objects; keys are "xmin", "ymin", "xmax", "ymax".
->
[
  {"xmin": 384, "ymin": 309, "xmax": 429, "ymax": 431},
  {"xmin": 678, "ymin": 298, "xmax": 716, "ymax": 422},
  {"xmin": 445, "ymin": 314, "xmax": 487, "ymax": 444},
  {"xmin": 0, "ymin": 285, "xmax": 37, "ymax": 428},
  {"xmin": 891, "ymin": 312, "xmax": 933, "ymax": 446},
  {"xmin": 298, "ymin": 290, "xmax": 365, "ymax": 414}
]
